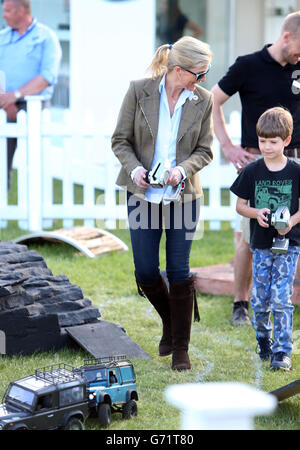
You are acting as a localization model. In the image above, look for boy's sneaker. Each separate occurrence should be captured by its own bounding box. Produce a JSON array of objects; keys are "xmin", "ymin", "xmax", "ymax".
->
[
  {"xmin": 231, "ymin": 301, "xmax": 251, "ymax": 326},
  {"xmin": 270, "ymin": 352, "xmax": 291, "ymax": 371},
  {"xmin": 256, "ymin": 337, "xmax": 273, "ymax": 361}
]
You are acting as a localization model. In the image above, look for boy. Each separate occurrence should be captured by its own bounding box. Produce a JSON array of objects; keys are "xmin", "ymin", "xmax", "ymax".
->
[{"xmin": 230, "ymin": 107, "xmax": 300, "ymax": 370}]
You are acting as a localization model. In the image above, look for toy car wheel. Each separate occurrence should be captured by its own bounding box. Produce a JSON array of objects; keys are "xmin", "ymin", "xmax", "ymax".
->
[
  {"xmin": 122, "ymin": 399, "xmax": 138, "ymax": 419},
  {"xmin": 98, "ymin": 403, "xmax": 112, "ymax": 427},
  {"xmin": 63, "ymin": 417, "xmax": 84, "ymax": 430}
]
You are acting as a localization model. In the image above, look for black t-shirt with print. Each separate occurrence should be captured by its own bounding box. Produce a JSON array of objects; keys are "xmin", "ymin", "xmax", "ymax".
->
[
  {"xmin": 230, "ymin": 158, "xmax": 300, "ymax": 249},
  {"xmin": 218, "ymin": 45, "xmax": 300, "ymax": 149}
]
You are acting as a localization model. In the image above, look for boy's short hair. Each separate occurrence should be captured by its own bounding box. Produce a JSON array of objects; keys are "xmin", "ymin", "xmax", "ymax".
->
[{"xmin": 256, "ymin": 107, "xmax": 293, "ymax": 140}]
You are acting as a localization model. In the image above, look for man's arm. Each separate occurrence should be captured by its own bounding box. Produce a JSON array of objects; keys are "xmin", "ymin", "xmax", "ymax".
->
[
  {"xmin": 186, "ymin": 20, "xmax": 203, "ymax": 38},
  {"xmin": 211, "ymin": 84, "xmax": 256, "ymax": 171},
  {"xmin": 0, "ymin": 75, "xmax": 49, "ymax": 109},
  {"xmin": 0, "ymin": 75, "xmax": 50, "ymax": 120}
]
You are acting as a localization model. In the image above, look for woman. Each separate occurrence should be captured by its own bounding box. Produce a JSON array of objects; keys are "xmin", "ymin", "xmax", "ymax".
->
[
  {"xmin": 157, "ymin": 0, "xmax": 203, "ymax": 44},
  {"xmin": 111, "ymin": 36, "xmax": 213, "ymax": 371}
]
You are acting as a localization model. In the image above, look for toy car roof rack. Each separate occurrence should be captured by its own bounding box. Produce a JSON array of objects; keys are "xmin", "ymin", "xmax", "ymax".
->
[
  {"xmin": 82, "ymin": 355, "xmax": 128, "ymax": 367},
  {"xmin": 35, "ymin": 363, "xmax": 80, "ymax": 384}
]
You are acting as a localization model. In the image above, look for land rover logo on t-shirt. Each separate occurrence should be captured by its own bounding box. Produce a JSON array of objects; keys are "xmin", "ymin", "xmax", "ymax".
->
[{"xmin": 255, "ymin": 179, "xmax": 292, "ymax": 212}]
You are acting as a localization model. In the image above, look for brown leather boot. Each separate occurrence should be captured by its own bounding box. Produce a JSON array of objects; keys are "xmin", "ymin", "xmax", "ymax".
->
[
  {"xmin": 169, "ymin": 276, "xmax": 200, "ymax": 371},
  {"xmin": 136, "ymin": 274, "xmax": 172, "ymax": 356}
]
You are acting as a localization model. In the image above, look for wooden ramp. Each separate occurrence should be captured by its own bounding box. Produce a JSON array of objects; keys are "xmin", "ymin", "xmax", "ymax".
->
[
  {"xmin": 66, "ymin": 321, "xmax": 151, "ymax": 360},
  {"xmin": 192, "ymin": 263, "xmax": 300, "ymax": 306},
  {"xmin": 14, "ymin": 226, "xmax": 128, "ymax": 258}
]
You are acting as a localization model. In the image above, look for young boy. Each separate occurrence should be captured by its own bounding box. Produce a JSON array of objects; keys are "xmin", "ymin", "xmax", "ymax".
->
[{"xmin": 230, "ymin": 107, "xmax": 300, "ymax": 370}]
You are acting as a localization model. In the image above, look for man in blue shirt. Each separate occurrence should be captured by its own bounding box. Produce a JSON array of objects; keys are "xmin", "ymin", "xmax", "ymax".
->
[{"xmin": 0, "ymin": 0, "xmax": 62, "ymax": 189}]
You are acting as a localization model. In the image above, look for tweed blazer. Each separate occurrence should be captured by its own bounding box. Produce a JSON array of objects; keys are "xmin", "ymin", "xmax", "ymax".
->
[{"xmin": 111, "ymin": 76, "xmax": 214, "ymax": 202}]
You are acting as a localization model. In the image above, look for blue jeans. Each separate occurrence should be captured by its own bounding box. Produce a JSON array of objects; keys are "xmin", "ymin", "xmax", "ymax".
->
[
  {"xmin": 251, "ymin": 246, "xmax": 300, "ymax": 355},
  {"xmin": 127, "ymin": 192, "xmax": 200, "ymax": 285}
]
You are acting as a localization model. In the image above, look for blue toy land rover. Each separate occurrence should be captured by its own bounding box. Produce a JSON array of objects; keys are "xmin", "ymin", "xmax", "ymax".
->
[{"xmin": 76, "ymin": 355, "xmax": 138, "ymax": 427}]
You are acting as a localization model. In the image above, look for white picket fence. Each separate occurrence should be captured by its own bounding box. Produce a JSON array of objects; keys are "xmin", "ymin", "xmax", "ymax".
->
[{"xmin": 0, "ymin": 97, "xmax": 240, "ymax": 232}]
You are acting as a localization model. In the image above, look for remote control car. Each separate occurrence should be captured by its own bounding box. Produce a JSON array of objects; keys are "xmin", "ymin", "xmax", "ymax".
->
[
  {"xmin": 0, "ymin": 363, "xmax": 89, "ymax": 430},
  {"xmin": 75, "ymin": 355, "xmax": 138, "ymax": 427}
]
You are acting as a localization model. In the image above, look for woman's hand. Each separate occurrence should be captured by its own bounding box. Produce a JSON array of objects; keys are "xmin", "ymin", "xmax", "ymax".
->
[
  {"xmin": 166, "ymin": 168, "xmax": 182, "ymax": 186},
  {"xmin": 133, "ymin": 168, "xmax": 150, "ymax": 189}
]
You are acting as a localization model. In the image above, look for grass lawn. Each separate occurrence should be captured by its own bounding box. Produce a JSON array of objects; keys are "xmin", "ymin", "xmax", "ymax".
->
[{"xmin": 1, "ymin": 219, "xmax": 300, "ymax": 431}]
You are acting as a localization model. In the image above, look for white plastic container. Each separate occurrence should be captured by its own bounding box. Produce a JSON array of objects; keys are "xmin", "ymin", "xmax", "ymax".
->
[{"xmin": 165, "ymin": 382, "xmax": 277, "ymax": 430}]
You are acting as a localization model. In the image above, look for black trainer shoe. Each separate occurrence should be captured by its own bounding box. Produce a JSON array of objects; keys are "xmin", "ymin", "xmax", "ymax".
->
[
  {"xmin": 231, "ymin": 301, "xmax": 251, "ymax": 326},
  {"xmin": 270, "ymin": 352, "xmax": 291, "ymax": 371},
  {"xmin": 256, "ymin": 337, "xmax": 273, "ymax": 361}
]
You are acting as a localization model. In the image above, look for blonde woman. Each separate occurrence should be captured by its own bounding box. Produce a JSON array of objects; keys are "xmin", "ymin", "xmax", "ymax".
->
[{"xmin": 112, "ymin": 36, "xmax": 213, "ymax": 371}]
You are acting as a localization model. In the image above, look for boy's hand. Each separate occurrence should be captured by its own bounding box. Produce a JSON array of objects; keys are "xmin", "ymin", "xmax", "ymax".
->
[
  {"xmin": 257, "ymin": 208, "xmax": 270, "ymax": 228},
  {"xmin": 278, "ymin": 225, "xmax": 291, "ymax": 236},
  {"xmin": 277, "ymin": 217, "xmax": 292, "ymax": 236}
]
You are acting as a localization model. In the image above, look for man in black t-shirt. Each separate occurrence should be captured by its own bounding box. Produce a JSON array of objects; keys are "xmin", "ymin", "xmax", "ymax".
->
[{"xmin": 211, "ymin": 11, "xmax": 300, "ymax": 326}]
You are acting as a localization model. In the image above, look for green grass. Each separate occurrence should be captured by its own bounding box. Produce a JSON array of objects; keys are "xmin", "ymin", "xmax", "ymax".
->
[{"xmin": 1, "ymin": 175, "xmax": 300, "ymax": 430}]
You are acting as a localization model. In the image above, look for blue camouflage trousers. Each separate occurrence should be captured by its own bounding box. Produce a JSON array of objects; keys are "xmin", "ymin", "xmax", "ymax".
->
[{"xmin": 251, "ymin": 246, "xmax": 300, "ymax": 355}]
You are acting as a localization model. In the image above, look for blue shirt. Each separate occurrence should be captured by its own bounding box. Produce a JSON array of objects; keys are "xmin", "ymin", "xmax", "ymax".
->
[
  {"xmin": 0, "ymin": 19, "xmax": 62, "ymax": 99},
  {"xmin": 145, "ymin": 74, "xmax": 194, "ymax": 203}
]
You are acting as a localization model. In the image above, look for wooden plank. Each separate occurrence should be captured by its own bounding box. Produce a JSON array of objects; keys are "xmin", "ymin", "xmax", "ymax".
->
[
  {"xmin": 55, "ymin": 227, "xmax": 100, "ymax": 240},
  {"xmin": 83, "ymin": 236, "xmax": 121, "ymax": 249},
  {"xmin": 14, "ymin": 227, "xmax": 128, "ymax": 258}
]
